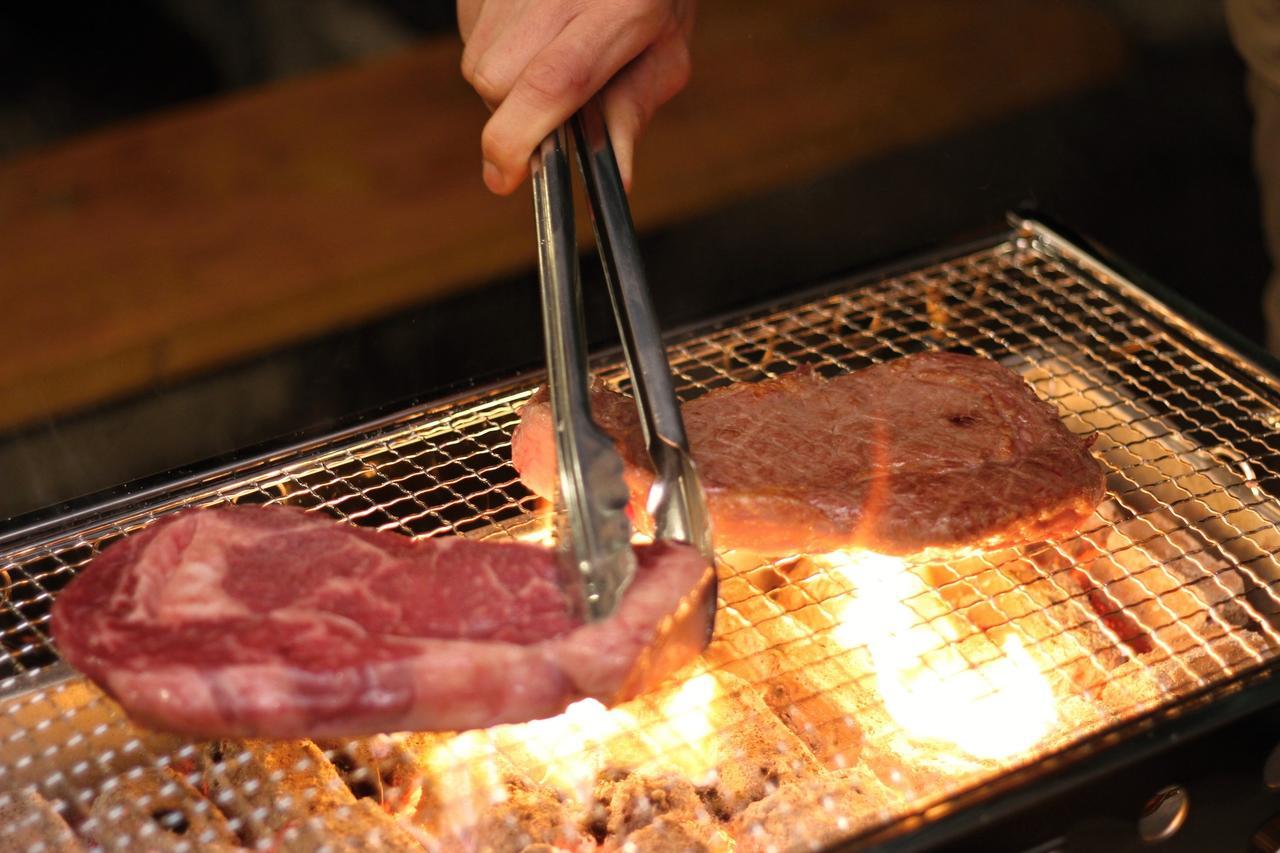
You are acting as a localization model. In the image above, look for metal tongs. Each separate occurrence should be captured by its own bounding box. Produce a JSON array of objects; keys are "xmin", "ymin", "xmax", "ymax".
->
[{"xmin": 530, "ymin": 97, "xmax": 715, "ymax": 629}]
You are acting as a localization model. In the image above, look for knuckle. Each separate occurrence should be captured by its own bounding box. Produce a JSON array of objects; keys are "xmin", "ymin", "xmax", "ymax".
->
[
  {"xmin": 523, "ymin": 50, "xmax": 591, "ymax": 105},
  {"xmin": 470, "ymin": 60, "xmax": 506, "ymax": 104},
  {"xmin": 459, "ymin": 46, "xmax": 478, "ymax": 84},
  {"xmin": 629, "ymin": 2, "xmax": 668, "ymax": 39}
]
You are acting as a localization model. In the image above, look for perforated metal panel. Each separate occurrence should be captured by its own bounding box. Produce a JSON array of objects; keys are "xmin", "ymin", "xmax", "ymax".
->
[{"xmin": 4, "ymin": 219, "xmax": 1280, "ymax": 852}]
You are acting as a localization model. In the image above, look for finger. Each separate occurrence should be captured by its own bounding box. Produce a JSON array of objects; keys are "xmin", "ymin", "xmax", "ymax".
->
[
  {"xmin": 601, "ymin": 31, "xmax": 692, "ymax": 191},
  {"xmin": 461, "ymin": 0, "xmax": 527, "ymax": 95},
  {"xmin": 480, "ymin": 7, "xmax": 668, "ymax": 193},
  {"xmin": 456, "ymin": 0, "xmax": 484, "ymax": 42},
  {"xmin": 461, "ymin": 0, "xmax": 540, "ymax": 103},
  {"xmin": 464, "ymin": 0, "xmax": 580, "ymax": 106}
]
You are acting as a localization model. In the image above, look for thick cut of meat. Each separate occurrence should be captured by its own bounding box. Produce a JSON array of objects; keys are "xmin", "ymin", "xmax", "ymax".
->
[
  {"xmin": 512, "ymin": 352, "xmax": 1104, "ymax": 555},
  {"xmin": 50, "ymin": 505, "xmax": 712, "ymax": 739}
]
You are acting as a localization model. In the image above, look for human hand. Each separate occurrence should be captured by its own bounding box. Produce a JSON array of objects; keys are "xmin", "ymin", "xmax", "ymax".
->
[{"xmin": 458, "ymin": 0, "xmax": 695, "ymax": 195}]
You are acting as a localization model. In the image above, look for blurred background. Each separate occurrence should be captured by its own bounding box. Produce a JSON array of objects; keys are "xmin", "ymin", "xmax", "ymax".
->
[{"xmin": 0, "ymin": 0, "xmax": 1271, "ymax": 521}]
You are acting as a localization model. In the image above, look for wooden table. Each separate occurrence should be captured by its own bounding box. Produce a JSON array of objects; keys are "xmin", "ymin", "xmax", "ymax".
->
[{"xmin": 0, "ymin": 0, "xmax": 1125, "ymax": 430}]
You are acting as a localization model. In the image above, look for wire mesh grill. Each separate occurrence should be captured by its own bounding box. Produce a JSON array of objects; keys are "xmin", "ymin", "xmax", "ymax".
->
[{"xmin": 5, "ymin": 220, "xmax": 1280, "ymax": 851}]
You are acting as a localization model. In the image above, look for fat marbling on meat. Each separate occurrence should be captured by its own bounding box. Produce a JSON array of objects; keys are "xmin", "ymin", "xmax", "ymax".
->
[
  {"xmin": 50, "ymin": 505, "xmax": 712, "ymax": 738},
  {"xmin": 511, "ymin": 352, "xmax": 1104, "ymax": 555}
]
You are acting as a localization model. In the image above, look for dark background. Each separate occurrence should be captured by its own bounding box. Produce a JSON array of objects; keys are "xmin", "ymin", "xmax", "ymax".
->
[{"xmin": 0, "ymin": 0, "xmax": 1272, "ymax": 524}]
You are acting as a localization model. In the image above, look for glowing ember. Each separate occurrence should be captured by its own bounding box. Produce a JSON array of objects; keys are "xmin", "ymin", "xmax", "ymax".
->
[
  {"xmin": 827, "ymin": 551, "xmax": 1058, "ymax": 761},
  {"xmin": 624, "ymin": 672, "xmax": 720, "ymax": 785},
  {"xmin": 418, "ymin": 671, "xmax": 722, "ymax": 817},
  {"xmin": 661, "ymin": 672, "xmax": 718, "ymax": 745},
  {"xmin": 414, "ymin": 729, "xmax": 507, "ymax": 831},
  {"xmin": 494, "ymin": 698, "xmax": 627, "ymax": 799}
]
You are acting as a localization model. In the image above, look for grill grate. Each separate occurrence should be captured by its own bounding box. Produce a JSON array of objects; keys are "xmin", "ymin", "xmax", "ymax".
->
[{"xmin": 5, "ymin": 219, "xmax": 1280, "ymax": 851}]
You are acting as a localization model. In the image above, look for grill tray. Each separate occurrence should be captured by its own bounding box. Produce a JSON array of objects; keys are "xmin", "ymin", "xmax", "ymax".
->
[{"xmin": 5, "ymin": 217, "xmax": 1280, "ymax": 851}]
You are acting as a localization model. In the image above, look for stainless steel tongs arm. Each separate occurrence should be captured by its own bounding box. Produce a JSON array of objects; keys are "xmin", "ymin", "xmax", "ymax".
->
[
  {"xmin": 571, "ymin": 99, "xmax": 714, "ymax": 563},
  {"xmin": 530, "ymin": 125, "xmax": 637, "ymax": 621}
]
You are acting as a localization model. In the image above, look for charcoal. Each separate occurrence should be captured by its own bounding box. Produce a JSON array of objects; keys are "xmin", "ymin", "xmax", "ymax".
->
[
  {"xmin": 755, "ymin": 651, "xmax": 865, "ymax": 769},
  {"xmin": 603, "ymin": 770, "xmax": 729, "ymax": 852},
  {"xmin": 318, "ymin": 734, "xmax": 430, "ymax": 812},
  {"xmin": 619, "ymin": 815, "xmax": 726, "ymax": 852},
  {"xmin": 686, "ymin": 677, "xmax": 821, "ymax": 817},
  {"xmin": 0, "ymin": 678, "xmax": 184, "ymax": 816},
  {"xmin": 462, "ymin": 776, "xmax": 590, "ymax": 852},
  {"xmin": 201, "ymin": 738, "xmax": 420, "ymax": 851},
  {"xmin": 605, "ymin": 771, "xmax": 705, "ymax": 837},
  {"xmin": 0, "ymin": 787, "xmax": 83, "ymax": 852},
  {"xmin": 83, "ymin": 765, "xmax": 237, "ymax": 850},
  {"xmin": 397, "ymin": 732, "xmax": 589, "ymax": 852},
  {"xmin": 730, "ymin": 766, "xmax": 902, "ymax": 853}
]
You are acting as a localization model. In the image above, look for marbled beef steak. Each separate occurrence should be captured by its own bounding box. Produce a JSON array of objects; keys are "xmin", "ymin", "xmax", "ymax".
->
[
  {"xmin": 51, "ymin": 505, "xmax": 712, "ymax": 738},
  {"xmin": 512, "ymin": 352, "xmax": 1104, "ymax": 555}
]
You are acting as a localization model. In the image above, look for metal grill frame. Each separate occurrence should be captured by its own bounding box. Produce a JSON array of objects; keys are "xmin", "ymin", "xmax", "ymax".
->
[{"xmin": 5, "ymin": 215, "xmax": 1280, "ymax": 852}]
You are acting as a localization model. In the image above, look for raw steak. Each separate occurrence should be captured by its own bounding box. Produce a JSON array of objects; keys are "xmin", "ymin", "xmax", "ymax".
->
[
  {"xmin": 50, "ymin": 505, "xmax": 712, "ymax": 738},
  {"xmin": 512, "ymin": 352, "xmax": 1104, "ymax": 555}
]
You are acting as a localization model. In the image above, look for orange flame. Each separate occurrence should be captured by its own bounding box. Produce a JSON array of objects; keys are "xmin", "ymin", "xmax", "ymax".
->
[
  {"xmin": 493, "ymin": 698, "xmax": 626, "ymax": 800},
  {"xmin": 513, "ymin": 501, "xmax": 652, "ymax": 547},
  {"xmin": 418, "ymin": 674, "xmax": 722, "ymax": 815},
  {"xmin": 827, "ymin": 551, "xmax": 1057, "ymax": 761},
  {"xmin": 622, "ymin": 672, "xmax": 719, "ymax": 785},
  {"xmin": 514, "ymin": 501, "xmax": 556, "ymax": 546}
]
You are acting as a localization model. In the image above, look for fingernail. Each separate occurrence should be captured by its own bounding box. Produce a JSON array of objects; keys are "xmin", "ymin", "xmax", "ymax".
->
[{"xmin": 482, "ymin": 160, "xmax": 503, "ymax": 193}]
